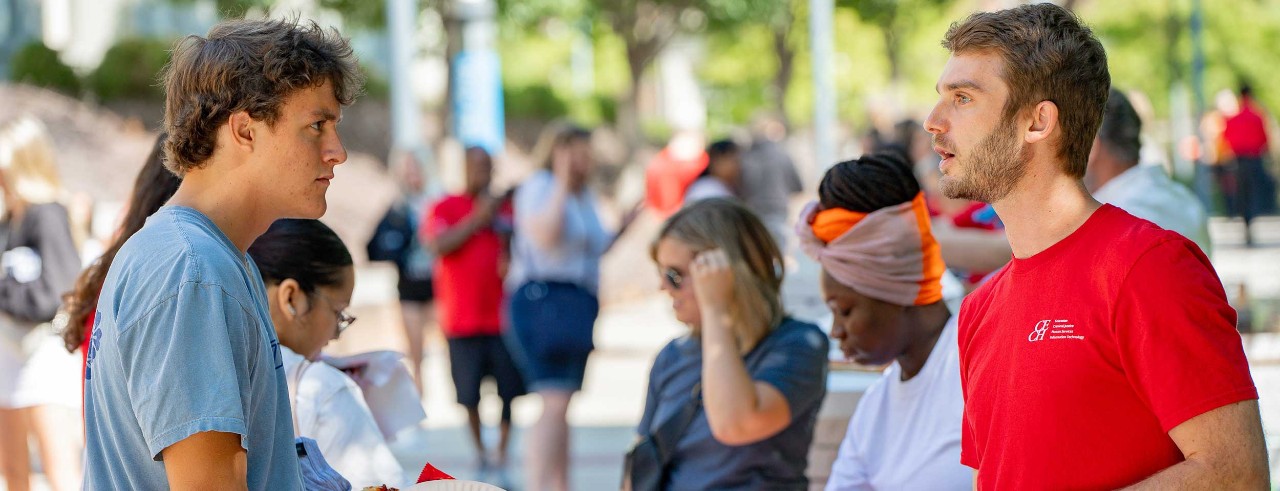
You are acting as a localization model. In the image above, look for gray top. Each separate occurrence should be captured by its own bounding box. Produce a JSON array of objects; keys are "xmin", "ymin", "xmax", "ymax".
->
[
  {"xmin": 507, "ymin": 170, "xmax": 611, "ymax": 293},
  {"xmin": 740, "ymin": 139, "xmax": 802, "ymax": 221},
  {"xmin": 637, "ymin": 318, "xmax": 830, "ymax": 490},
  {"xmin": 83, "ymin": 206, "xmax": 302, "ymax": 490}
]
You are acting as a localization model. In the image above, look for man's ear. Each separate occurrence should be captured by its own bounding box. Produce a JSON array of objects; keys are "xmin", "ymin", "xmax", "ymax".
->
[
  {"xmin": 1025, "ymin": 100, "xmax": 1059, "ymax": 145},
  {"xmin": 226, "ymin": 110, "xmax": 257, "ymax": 152}
]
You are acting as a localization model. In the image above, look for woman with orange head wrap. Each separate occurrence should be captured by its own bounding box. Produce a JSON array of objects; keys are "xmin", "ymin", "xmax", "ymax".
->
[{"xmin": 798, "ymin": 152, "xmax": 971, "ymax": 490}]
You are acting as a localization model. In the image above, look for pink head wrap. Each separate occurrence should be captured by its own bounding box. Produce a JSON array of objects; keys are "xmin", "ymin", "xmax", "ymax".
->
[{"xmin": 796, "ymin": 192, "xmax": 945, "ymax": 306}]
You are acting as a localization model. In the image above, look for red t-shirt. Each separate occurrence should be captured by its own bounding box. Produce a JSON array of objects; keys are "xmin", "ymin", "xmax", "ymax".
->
[
  {"xmin": 958, "ymin": 204, "xmax": 1257, "ymax": 490},
  {"xmin": 424, "ymin": 195, "xmax": 511, "ymax": 338},
  {"xmin": 644, "ymin": 147, "xmax": 708, "ymax": 219},
  {"xmin": 1223, "ymin": 100, "xmax": 1269, "ymax": 158}
]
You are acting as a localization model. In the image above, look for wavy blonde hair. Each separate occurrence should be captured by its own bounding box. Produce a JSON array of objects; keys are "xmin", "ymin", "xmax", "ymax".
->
[
  {"xmin": 651, "ymin": 198, "xmax": 785, "ymax": 353},
  {"xmin": 0, "ymin": 117, "xmax": 63, "ymax": 206}
]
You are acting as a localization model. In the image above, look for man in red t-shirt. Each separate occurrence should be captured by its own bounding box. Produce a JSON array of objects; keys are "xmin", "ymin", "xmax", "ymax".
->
[
  {"xmin": 422, "ymin": 147, "xmax": 526, "ymax": 480},
  {"xmin": 925, "ymin": 5, "xmax": 1268, "ymax": 489},
  {"xmin": 1222, "ymin": 84, "xmax": 1274, "ymax": 245}
]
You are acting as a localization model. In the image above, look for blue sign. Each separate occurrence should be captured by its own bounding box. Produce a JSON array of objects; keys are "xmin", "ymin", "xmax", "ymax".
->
[{"xmin": 452, "ymin": 50, "xmax": 506, "ymax": 156}]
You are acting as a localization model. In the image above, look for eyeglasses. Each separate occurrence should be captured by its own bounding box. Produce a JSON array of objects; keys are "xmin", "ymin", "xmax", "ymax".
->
[
  {"xmin": 662, "ymin": 267, "xmax": 684, "ymax": 290},
  {"xmin": 315, "ymin": 291, "xmax": 356, "ymax": 338}
]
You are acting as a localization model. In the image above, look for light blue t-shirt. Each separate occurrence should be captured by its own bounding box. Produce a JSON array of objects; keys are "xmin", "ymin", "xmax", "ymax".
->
[
  {"xmin": 83, "ymin": 206, "xmax": 302, "ymax": 490},
  {"xmin": 508, "ymin": 170, "xmax": 611, "ymax": 293}
]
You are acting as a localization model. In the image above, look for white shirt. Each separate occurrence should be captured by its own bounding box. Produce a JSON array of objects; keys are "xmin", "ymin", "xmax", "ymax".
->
[
  {"xmin": 825, "ymin": 317, "xmax": 972, "ymax": 491},
  {"xmin": 282, "ymin": 346, "xmax": 405, "ymax": 488},
  {"xmin": 1093, "ymin": 164, "xmax": 1212, "ymax": 255}
]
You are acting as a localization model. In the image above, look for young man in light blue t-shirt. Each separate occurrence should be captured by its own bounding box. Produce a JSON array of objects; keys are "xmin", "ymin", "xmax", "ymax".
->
[{"xmin": 82, "ymin": 18, "xmax": 362, "ymax": 490}]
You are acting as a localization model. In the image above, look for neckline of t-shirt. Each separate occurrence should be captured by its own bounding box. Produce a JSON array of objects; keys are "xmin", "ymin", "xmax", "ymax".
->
[
  {"xmin": 894, "ymin": 315, "xmax": 957, "ymax": 393},
  {"xmin": 1007, "ymin": 204, "xmax": 1116, "ymax": 276},
  {"xmin": 159, "ymin": 205, "xmax": 251, "ymax": 262}
]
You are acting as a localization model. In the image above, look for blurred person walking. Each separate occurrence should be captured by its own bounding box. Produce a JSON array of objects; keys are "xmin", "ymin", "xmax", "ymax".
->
[
  {"xmin": 741, "ymin": 116, "xmax": 803, "ymax": 249},
  {"xmin": 1222, "ymin": 83, "xmax": 1276, "ymax": 246},
  {"xmin": 0, "ymin": 116, "xmax": 84, "ymax": 491},
  {"xmin": 81, "ymin": 18, "xmax": 361, "ymax": 489},
  {"xmin": 629, "ymin": 198, "xmax": 828, "ymax": 490},
  {"xmin": 928, "ymin": 5, "xmax": 1266, "ymax": 488},
  {"xmin": 423, "ymin": 147, "xmax": 526, "ymax": 485},
  {"xmin": 682, "ymin": 139, "xmax": 741, "ymax": 204},
  {"xmin": 797, "ymin": 154, "xmax": 970, "ymax": 490},
  {"xmin": 507, "ymin": 124, "xmax": 639, "ymax": 491},
  {"xmin": 250, "ymin": 219, "xmax": 405, "ymax": 488},
  {"xmin": 367, "ymin": 149, "xmax": 437, "ymax": 395}
]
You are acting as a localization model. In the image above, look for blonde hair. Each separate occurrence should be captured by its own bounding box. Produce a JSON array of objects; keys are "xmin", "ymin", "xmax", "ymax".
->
[
  {"xmin": 651, "ymin": 198, "xmax": 785, "ymax": 353},
  {"xmin": 0, "ymin": 117, "xmax": 63, "ymax": 206},
  {"xmin": 531, "ymin": 121, "xmax": 591, "ymax": 171}
]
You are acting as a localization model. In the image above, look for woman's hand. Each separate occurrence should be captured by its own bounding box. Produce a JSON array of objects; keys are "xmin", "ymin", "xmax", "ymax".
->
[
  {"xmin": 690, "ymin": 248, "xmax": 735, "ymax": 321},
  {"xmin": 551, "ymin": 146, "xmax": 575, "ymax": 188}
]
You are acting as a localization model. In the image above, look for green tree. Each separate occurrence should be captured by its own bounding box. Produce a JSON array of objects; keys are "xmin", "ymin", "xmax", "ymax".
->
[
  {"xmin": 838, "ymin": 0, "xmax": 953, "ymax": 85},
  {"xmin": 704, "ymin": 0, "xmax": 799, "ymax": 128},
  {"xmin": 9, "ymin": 42, "xmax": 81, "ymax": 95}
]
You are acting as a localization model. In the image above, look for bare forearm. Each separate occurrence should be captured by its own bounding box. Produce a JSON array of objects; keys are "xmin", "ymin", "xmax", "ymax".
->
[
  {"xmin": 932, "ymin": 223, "xmax": 1012, "ymax": 273},
  {"xmin": 1122, "ymin": 458, "xmax": 1267, "ymax": 490},
  {"xmin": 526, "ymin": 183, "xmax": 571, "ymax": 250},
  {"xmin": 163, "ymin": 431, "xmax": 248, "ymax": 491},
  {"xmin": 1126, "ymin": 400, "xmax": 1270, "ymax": 491},
  {"xmin": 700, "ymin": 310, "xmax": 760, "ymax": 438},
  {"xmin": 428, "ymin": 217, "xmax": 484, "ymax": 256}
]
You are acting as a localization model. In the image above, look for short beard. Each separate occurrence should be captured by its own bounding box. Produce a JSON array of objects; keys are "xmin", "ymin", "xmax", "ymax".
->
[{"xmin": 939, "ymin": 118, "xmax": 1030, "ymax": 203}]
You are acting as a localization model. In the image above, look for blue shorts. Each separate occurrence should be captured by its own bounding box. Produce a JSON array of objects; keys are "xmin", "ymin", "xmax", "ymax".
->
[{"xmin": 503, "ymin": 304, "xmax": 593, "ymax": 393}]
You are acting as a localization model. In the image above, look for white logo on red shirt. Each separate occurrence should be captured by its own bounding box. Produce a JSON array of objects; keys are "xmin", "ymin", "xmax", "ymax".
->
[
  {"xmin": 1028, "ymin": 320, "xmax": 1050, "ymax": 342},
  {"xmin": 1029, "ymin": 319, "xmax": 1084, "ymax": 342}
]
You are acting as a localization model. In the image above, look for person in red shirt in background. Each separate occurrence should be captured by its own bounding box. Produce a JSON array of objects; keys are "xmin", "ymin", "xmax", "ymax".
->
[
  {"xmin": 422, "ymin": 147, "xmax": 526, "ymax": 484},
  {"xmin": 645, "ymin": 130, "xmax": 708, "ymax": 219},
  {"xmin": 1221, "ymin": 83, "xmax": 1275, "ymax": 246},
  {"xmin": 927, "ymin": 4, "xmax": 1267, "ymax": 489}
]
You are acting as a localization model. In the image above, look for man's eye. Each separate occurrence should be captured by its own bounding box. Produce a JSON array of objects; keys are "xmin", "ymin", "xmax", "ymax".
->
[
  {"xmin": 957, "ymin": 95, "xmax": 972, "ymax": 104},
  {"xmin": 310, "ymin": 121, "xmax": 324, "ymax": 131}
]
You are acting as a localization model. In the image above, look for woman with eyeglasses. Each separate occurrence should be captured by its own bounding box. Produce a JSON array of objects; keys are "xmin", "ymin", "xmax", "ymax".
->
[
  {"xmin": 247, "ymin": 218, "xmax": 404, "ymax": 487},
  {"xmin": 634, "ymin": 198, "xmax": 829, "ymax": 490}
]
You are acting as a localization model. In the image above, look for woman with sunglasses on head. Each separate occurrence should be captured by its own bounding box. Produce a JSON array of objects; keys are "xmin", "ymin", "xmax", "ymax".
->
[
  {"xmin": 248, "ymin": 218, "xmax": 404, "ymax": 488},
  {"xmin": 635, "ymin": 198, "xmax": 829, "ymax": 490},
  {"xmin": 798, "ymin": 153, "xmax": 970, "ymax": 490}
]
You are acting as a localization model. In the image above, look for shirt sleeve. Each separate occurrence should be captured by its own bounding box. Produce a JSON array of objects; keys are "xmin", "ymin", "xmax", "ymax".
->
[
  {"xmin": 636, "ymin": 345, "xmax": 675, "ymax": 436},
  {"xmin": 824, "ymin": 405, "xmax": 871, "ymax": 491},
  {"xmin": 1113, "ymin": 238, "xmax": 1258, "ymax": 433},
  {"xmin": 957, "ymin": 296, "xmax": 979, "ymax": 469},
  {"xmin": 117, "ymin": 282, "xmax": 256, "ymax": 460},
  {"xmin": 752, "ymin": 324, "xmax": 829, "ymax": 422},
  {"xmin": 308, "ymin": 371, "xmax": 405, "ymax": 487}
]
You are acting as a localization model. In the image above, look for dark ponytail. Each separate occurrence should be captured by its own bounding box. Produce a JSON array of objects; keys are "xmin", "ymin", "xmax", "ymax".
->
[{"xmin": 248, "ymin": 219, "xmax": 353, "ymax": 294}]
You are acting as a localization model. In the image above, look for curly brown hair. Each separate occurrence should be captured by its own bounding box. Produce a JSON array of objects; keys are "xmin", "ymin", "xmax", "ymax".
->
[
  {"xmin": 943, "ymin": 3, "xmax": 1110, "ymax": 178},
  {"xmin": 160, "ymin": 17, "xmax": 363, "ymax": 176}
]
